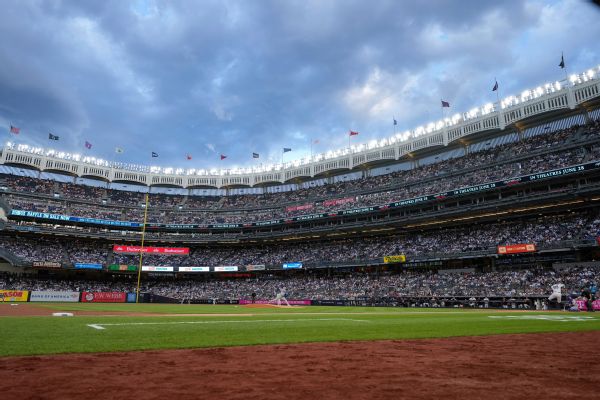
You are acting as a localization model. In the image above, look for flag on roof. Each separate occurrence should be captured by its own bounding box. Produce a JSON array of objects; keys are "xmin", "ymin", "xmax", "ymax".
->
[
  {"xmin": 283, "ymin": 148, "xmax": 292, "ymax": 152},
  {"xmin": 85, "ymin": 141, "xmax": 92, "ymax": 149},
  {"xmin": 393, "ymin": 118, "xmax": 397, "ymax": 126},
  {"xmin": 559, "ymin": 53, "xmax": 565, "ymax": 69},
  {"xmin": 441, "ymin": 100, "xmax": 450, "ymax": 108},
  {"xmin": 252, "ymin": 152, "xmax": 259, "ymax": 158},
  {"xmin": 313, "ymin": 139, "xmax": 320, "ymax": 144},
  {"xmin": 186, "ymin": 154, "xmax": 192, "ymax": 160},
  {"xmin": 151, "ymin": 152, "xmax": 159, "ymax": 157},
  {"xmin": 492, "ymin": 80, "xmax": 498, "ymax": 91},
  {"xmin": 349, "ymin": 130, "xmax": 359, "ymax": 136},
  {"xmin": 10, "ymin": 125, "xmax": 20, "ymax": 135},
  {"xmin": 48, "ymin": 133, "xmax": 59, "ymax": 140},
  {"xmin": 115, "ymin": 147, "xmax": 124, "ymax": 154},
  {"xmin": 220, "ymin": 154, "xmax": 227, "ymax": 160}
]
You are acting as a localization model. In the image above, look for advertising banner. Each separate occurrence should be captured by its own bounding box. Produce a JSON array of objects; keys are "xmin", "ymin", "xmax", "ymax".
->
[
  {"xmin": 214, "ymin": 266, "xmax": 238, "ymax": 272},
  {"xmin": 178, "ymin": 267, "xmax": 210, "ymax": 272},
  {"xmin": 497, "ymin": 244, "xmax": 536, "ymax": 255},
  {"xmin": 383, "ymin": 255, "xmax": 406, "ymax": 263},
  {"xmin": 238, "ymin": 299, "xmax": 311, "ymax": 305},
  {"xmin": 142, "ymin": 266, "xmax": 174, "ymax": 272},
  {"xmin": 113, "ymin": 245, "xmax": 190, "ymax": 255},
  {"xmin": 108, "ymin": 264, "xmax": 138, "ymax": 272},
  {"xmin": 282, "ymin": 262, "xmax": 302, "ymax": 269},
  {"xmin": 32, "ymin": 261, "xmax": 61, "ymax": 269},
  {"xmin": 245, "ymin": 264, "xmax": 266, "ymax": 271},
  {"xmin": 81, "ymin": 292, "xmax": 126, "ymax": 303},
  {"xmin": 74, "ymin": 263, "xmax": 103, "ymax": 270},
  {"xmin": 322, "ymin": 197, "xmax": 355, "ymax": 207},
  {"xmin": 127, "ymin": 293, "xmax": 137, "ymax": 303},
  {"xmin": 0, "ymin": 290, "xmax": 29, "ymax": 302},
  {"xmin": 30, "ymin": 291, "xmax": 79, "ymax": 302},
  {"xmin": 285, "ymin": 204, "xmax": 314, "ymax": 212}
]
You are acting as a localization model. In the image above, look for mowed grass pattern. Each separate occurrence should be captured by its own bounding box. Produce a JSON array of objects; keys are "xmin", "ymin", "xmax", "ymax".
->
[{"xmin": 1, "ymin": 304, "xmax": 600, "ymax": 357}]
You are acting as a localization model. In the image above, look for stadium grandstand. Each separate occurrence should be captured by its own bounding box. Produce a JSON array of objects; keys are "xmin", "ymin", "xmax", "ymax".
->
[{"xmin": 1, "ymin": 65, "xmax": 600, "ymax": 308}]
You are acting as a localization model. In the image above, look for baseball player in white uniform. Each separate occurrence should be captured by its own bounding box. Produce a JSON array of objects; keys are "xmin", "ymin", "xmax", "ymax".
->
[
  {"xmin": 273, "ymin": 287, "xmax": 291, "ymax": 307},
  {"xmin": 548, "ymin": 283, "xmax": 564, "ymax": 305}
]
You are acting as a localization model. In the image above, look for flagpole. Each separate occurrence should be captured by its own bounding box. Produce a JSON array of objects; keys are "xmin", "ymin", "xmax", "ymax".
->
[
  {"xmin": 560, "ymin": 51, "xmax": 568, "ymax": 83},
  {"xmin": 495, "ymin": 78, "xmax": 500, "ymax": 109},
  {"xmin": 135, "ymin": 192, "xmax": 150, "ymax": 304},
  {"xmin": 440, "ymin": 100, "xmax": 444, "ymax": 122}
]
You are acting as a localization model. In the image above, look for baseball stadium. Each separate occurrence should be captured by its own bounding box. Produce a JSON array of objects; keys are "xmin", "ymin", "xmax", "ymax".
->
[{"xmin": 2, "ymin": 1, "xmax": 600, "ymax": 399}]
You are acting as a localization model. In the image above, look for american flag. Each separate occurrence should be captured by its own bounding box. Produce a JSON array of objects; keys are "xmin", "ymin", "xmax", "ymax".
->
[
  {"xmin": 85, "ymin": 141, "xmax": 92, "ymax": 149},
  {"xmin": 349, "ymin": 130, "xmax": 359, "ymax": 136},
  {"xmin": 10, "ymin": 125, "xmax": 20, "ymax": 135}
]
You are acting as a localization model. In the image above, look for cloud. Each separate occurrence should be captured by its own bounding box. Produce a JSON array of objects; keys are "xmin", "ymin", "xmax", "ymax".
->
[{"xmin": 0, "ymin": 0, "xmax": 597, "ymax": 170}]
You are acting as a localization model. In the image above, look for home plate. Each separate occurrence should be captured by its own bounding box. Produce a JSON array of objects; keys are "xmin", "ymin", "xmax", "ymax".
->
[{"xmin": 52, "ymin": 312, "xmax": 74, "ymax": 317}]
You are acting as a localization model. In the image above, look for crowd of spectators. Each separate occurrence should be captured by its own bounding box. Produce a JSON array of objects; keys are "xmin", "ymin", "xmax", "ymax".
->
[
  {"xmin": 1, "ymin": 121, "xmax": 599, "ymax": 226},
  {"xmin": 1, "ymin": 211, "xmax": 598, "ymax": 266},
  {"xmin": 3, "ymin": 125, "xmax": 600, "ymax": 226},
  {"xmin": 1, "ymin": 264, "xmax": 597, "ymax": 302}
]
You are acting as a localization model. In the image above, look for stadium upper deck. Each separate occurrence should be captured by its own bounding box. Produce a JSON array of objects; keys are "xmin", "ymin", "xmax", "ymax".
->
[{"xmin": 2, "ymin": 66, "xmax": 600, "ymax": 188}]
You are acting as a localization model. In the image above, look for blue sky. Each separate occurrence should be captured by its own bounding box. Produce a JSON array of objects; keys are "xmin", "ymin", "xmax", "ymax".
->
[{"xmin": 0, "ymin": 0, "xmax": 599, "ymax": 170}]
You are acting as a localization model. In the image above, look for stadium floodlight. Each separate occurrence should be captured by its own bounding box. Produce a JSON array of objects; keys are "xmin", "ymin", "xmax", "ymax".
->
[
  {"xmin": 569, "ymin": 74, "xmax": 578, "ymax": 84},
  {"xmin": 588, "ymin": 69, "xmax": 595, "ymax": 79}
]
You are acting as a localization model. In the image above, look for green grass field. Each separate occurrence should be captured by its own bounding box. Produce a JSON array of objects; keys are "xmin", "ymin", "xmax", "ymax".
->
[{"xmin": 1, "ymin": 303, "xmax": 600, "ymax": 357}]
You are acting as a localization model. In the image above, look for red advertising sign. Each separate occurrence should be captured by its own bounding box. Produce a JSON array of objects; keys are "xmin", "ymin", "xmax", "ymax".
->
[
  {"xmin": 497, "ymin": 244, "xmax": 536, "ymax": 255},
  {"xmin": 322, "ymin": 197, "xmax": 355, "ymax": 207},
  {"xmin": 285, "ymin": 204, "xmax": 314, "ymax": 213},
  {"xmin": 113, "ymin": 245, "xmax": 189, "ymax": 255},
  {"xmin": 81, "ymin": 292, "xmax": 127, "ymax": 303}
]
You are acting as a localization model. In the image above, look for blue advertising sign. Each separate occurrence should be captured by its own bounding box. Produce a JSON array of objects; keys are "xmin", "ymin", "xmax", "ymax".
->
[
  {"xmin": 282, "ymin": 262, "xmax": 303, "ymax": 269},
  {"xmin": 74, "ymin": 263, "xmax": 103, "ymax": 270}
]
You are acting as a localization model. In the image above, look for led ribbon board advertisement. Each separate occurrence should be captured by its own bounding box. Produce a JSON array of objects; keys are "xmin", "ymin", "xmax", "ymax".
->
[
  {"xmin": 113, "ymin": 245, "xmax": 189, "ymax": 255},
  {"xmin": 178, "ymin": 267, "xmax": 210, "ymax": 272},
  {"xmin": 214, "ymin": 266, "xmax": 238, "ymax": 272},
  {"xmin": 497, "ymin": 244, "xmax": 536, "ymax": 255},
  {"xmin": 108, "ymin": 264, "xmax": 138, "ymax": 272},
  {"xmin": 141, "ymin": 266, "xmax": 174, "ymax": 272},
  {"xmin": 283, "ymin": 262, "xmax": 302, "ymax": 269},
  {"xmin": 383, "ymin": 255, "xmax": 406, "ymax": 263},
  {"xmin": 74, "ymin": 263, "xmax": 103, "ymax": 270}
]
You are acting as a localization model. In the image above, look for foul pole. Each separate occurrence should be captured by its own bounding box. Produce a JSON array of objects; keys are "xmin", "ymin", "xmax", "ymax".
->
[{"xmin": 135, "ymin": 192, "xmax": 150, "ymax": 303}]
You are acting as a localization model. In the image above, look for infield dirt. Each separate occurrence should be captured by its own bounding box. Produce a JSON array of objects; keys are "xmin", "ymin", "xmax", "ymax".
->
[{"xmin": 1, "ymin": 331, "xmax": 598, "ymax": 399}]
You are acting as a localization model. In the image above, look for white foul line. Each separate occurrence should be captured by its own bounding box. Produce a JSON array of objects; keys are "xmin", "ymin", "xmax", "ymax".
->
[{"xmin": 87, "ymin": 318, "xmax": 369, "ymax": 330}]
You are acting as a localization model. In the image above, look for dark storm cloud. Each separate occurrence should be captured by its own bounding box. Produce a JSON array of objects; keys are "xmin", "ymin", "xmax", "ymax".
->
[{"xmin": 0, "ymin": 0, "xmax": 598, "ymax": 169}]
